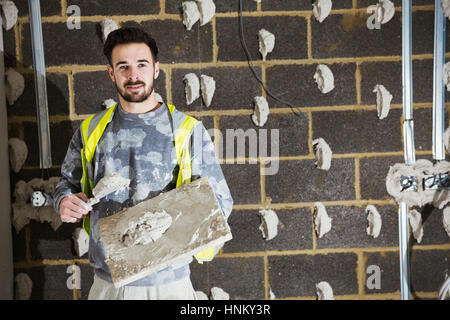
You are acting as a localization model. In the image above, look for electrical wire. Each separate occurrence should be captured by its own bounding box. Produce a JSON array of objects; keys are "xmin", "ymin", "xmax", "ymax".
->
[{"xmin": 238, "ymin": 0, "xmax": 308, "ymax": 120}]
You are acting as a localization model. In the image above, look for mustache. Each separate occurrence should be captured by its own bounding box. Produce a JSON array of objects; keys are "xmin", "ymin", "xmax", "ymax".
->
[{"xmin": 125, "ymin": 81, "xmax": 145, "ymax": 86}]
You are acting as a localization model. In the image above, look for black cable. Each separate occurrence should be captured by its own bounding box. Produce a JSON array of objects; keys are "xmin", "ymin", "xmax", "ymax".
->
[{"xmin": 238, "ymin": 0, "xmax": 308, "ymax": 120}]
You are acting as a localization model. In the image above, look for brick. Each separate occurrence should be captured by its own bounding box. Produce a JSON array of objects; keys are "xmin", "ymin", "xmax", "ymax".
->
[
  {"xmin": 414, "ymin": 108, "xmax": 433, "ymax": 152},
  {"xmin": 216, "ymin": 16, "xmax": 308, "ymax": 62},
  {"xmin": 265, "ymin": 159, "xmax": 356, "ymax": 203},
  {"xmin": 7, "ymin": 72, "xmax": 70, "ymax": 117},
  {"xmin": 316, "ymin": 205, "xmax": 399, "ymax": 249},
  {"xmin": 4, "ymin": 27, "xmax": 16, "ymax": 68},
  {"xmin": 22, "ymin": 122, "xmax": 39, "ymax": 167},
  {"xmin": 15, "ymin": 265, "xmax": 74, "ymax": 300},
  {"xmin": 30, "ymin": 220, "xmax": 81, "ymax": 260},
  {"xmin": 78, "ymin": 263, "xmax": 95, "ymax": 300},
  {"xmin": 190, "ymin": 257, "xmax": 265, "ymax": 300},
  {"xmin": 268, "ymin": 253, "xmax": 358, "ymax": 298},
  {"xmin": 364, "ymin": 251, "xmax": 400, "ymax": 294},
  {"xmin": 15, "ymin": 0, "xmax": 61, "ymax": 17},
  {"xmin": 262, "ymin": 0, "xmax": 353, "ymax": 10},
  {"xmin": 68, "ymin": 0, "xmax": 159, "ymax": 16},
  {"xmin": 121, "ymin": 20, "xmax": 213, "ymax": 64},
  {"xmin": 311, "ymin": 12, "xmax": 402, "ymax": 58},
  {"xmin": 359, "ymin": 156, "xmax": 404, "ymax": 200},
  {"xmin": 266, "ymin": 63, "xmax": 357, "ymax": 108},
  {"xmin": 312, "ymin": 109, "xmax": 403, "ymax": 154},
  {"xmin": 171, "ymin": 66, "xmax": 262, "ymax": 111},
  {"xmin": 221, "ymin": 162, "xmax": 261, "ymax": 205},
  {"xmin": 414, "ymin": 205, "xmax": 450, "ymax": 245},
  {"xmin": 22, "ymin": 22, "xmax": 107, "ymax": 67},
  {"xmin": 410, "ymin": 249, "xmax": 450, "ymax": 293},
  {"xmin": 165, "ymin": 0, "xmax": 257, "ymax": 14},
  {"xmin": 222, "ymin": 208, "xmax": 313, "ymax": 253},
  {"xmin": 12, "ymin": 227, "xmax": 26, "ymax": 262}
]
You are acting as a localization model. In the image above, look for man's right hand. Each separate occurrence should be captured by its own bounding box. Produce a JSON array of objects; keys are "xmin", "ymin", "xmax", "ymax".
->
[{"xmin": 59, "ymin": 193, "xmax": 92, "ymax": 223}]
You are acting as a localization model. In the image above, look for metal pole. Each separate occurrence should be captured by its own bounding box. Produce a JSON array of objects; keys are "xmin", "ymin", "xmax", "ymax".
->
[
  {"xmin": 432, "ymin": 0, "xmax": 446, "ymax": 161},
  {"xmin": 28, "ymin": 0, "xmax": 52, "ymax": 169},
  {"xmin": 0, "ymin": 13, "xmax": 14, "ymax": 300},
  {"xmin": 399, "ymin": 0, "xmax": 414, "ymax": 300}
]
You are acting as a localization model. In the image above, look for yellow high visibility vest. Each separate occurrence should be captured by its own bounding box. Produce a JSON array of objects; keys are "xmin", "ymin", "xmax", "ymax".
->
[{"xmin": 79, "ymin": 103, "xmax": 214, "ymax": 263}]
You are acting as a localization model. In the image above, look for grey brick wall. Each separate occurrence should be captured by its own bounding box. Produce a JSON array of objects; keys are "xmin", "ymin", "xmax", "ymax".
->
[{"xmin": 6, "ymin": 0, "xmax": 450, "ymax": 300}]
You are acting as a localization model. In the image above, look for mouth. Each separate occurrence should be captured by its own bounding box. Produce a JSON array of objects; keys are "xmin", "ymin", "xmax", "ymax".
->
[{"xmin": 126, "ymin": 83, "xmax": 144, "ymax": 92}]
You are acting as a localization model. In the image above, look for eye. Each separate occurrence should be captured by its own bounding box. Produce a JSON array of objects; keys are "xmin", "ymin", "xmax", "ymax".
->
[
  {"xmin": 119, "ymin": 65, "xmax": 127, "ymax": 70},
  {"xmin": 138, "ymin": 63, "xmax": 146, "ymax": 68}
]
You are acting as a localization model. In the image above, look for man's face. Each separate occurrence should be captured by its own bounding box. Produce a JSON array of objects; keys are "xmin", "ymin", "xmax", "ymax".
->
[{"xmin": 107, "ymin": 42, "xmax": 159, "ymax": 103}]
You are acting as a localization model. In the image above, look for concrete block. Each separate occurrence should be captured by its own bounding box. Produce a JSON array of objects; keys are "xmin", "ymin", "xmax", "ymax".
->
[{"xmin": 99, "ymin": 177, "xmax": 232, "ymax": 287}]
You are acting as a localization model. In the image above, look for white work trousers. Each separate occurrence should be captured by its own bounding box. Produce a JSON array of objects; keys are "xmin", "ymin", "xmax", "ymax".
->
[{"xmin": 88, "ymin": 275, "xmax": 197, "ymax": 300}]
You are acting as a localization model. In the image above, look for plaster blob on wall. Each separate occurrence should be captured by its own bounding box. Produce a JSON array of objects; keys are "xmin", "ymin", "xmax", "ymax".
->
[
  {"xmin": 196, "ymin": 0, "xmax": 215, "ymax": 26},
  {"xmin": 183, "ymin": 73, "xmax": 200, "ymax": 105},
  {"xmin": 312, "ymin": 138, "xmax": 332, "ymax": 171},
  {"xmin": 252, "ymin": 96, "xmax": 270, "ymax": 127},
  {"xmin": 373, "ymin": 84, "xmax": 392, "ymax": 120},
  {"xmin": 8, "ymin": 138, "xmax": 28, "ymax": 173},
  {"xmin": 0, "ymin": 0, "xmax": 18, "ymax": 30},
  {"xmin": 312, "ymin": 0, "xmax": 332, "ymax": 23},
  {"xmin": 314, "ymin": 202, "xmax": 332, "ymax": 238},
  {"xmin": 182, "ymin": 1, "xmax": 200, "ymax": 31},
  {"xmin": 316, "ymin": 281, "xmax": 335, "ymax": 300},
  {"xmin": 376, "ymin": 0, "xmax": 395, "ymax": 24},
  {"xmin": 210, "ymin": 286, "xmax": 230, "ymax": 300},
  {"xmin": 444, "ymin": 127, "xmax": 450, "ymax": 153},
  {"xmin": 314, "ymin": 64, "xmax": 334, "ymax": 94},
  {"xmin": 443, "ymin": 207, "xmax": 450, "ymax": 238},
  {"xmin": 100, "ymin": 18, "xmax": 118, "ymax": 43},
  {"xmin": 195, "ymin": 291, "xmax": 209, "ymax": 300},
  {"xmin": 443, "ymin": 62, "xmax": 450, "ymax": 91},
  {"xmin": 73, "ymin": 227, "xmax": 89, "ymax": 257},
  {"xmin": 269, "ymin": 288, "xmax": 276, "ymax": 299},
  {"xmin": 15, "ymin": 273, "xmax": 32, "ymax": 300},
  {"xmin": 366, "ymin": 205, "xmax": 382, "ymax": 238},
  {"xmin": 258, "ymin": 29, "xmax": 275, "ymax": 61},
  {"xmin": 103, "ymin": 98, "xmax": 117, "ymax": 109},
  {"xmin": 442, "ymin": 0, "xmax": 450, "ymax": 20},
  {"xmin": 154, "ymin": 92, "xmax": 164, "ymax": 104},
  {"xmin": 200, "ymin": 74, "xmax": 215, "ymax": 107},
  {"xmin": 5, "ymin": 67, "xmax": 25, "ymax": 105},
  {"xmin": 259, "ymin": 209, "xmax": 279, "ymax": 241},
  {"xmin": 408, "ymin": 209, "xmax": 424, "ymax": 243}
]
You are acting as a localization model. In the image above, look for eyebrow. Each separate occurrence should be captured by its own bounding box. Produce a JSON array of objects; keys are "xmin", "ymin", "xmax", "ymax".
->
[{"xmin": 115, "ymin": 59, "xmax": 151, "ymax": 68}]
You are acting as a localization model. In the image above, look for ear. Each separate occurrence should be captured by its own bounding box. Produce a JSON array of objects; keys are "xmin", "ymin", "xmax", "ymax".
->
[
  {"xmin": 107, "ymin": 64, "xmax": 115, "ymax": 83},
  {"xmin": 153, "ymin": 61, "xmax": 160, "ymax": 80}
]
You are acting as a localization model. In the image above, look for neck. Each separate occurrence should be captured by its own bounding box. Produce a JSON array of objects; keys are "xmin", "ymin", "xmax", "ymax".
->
[{"xmin": 118, "ymin": 94, "xmax": 160, "ymax": 114}]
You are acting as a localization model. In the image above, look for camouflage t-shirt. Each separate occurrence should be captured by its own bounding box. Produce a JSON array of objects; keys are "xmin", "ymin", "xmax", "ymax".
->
[{"xmin": 53, "ymin": 103, "xmax": 233, "ymax": 286}]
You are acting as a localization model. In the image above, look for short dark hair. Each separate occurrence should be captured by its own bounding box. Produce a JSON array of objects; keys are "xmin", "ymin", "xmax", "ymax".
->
[{"xmin": 103, "ymin": 27, "xmax": 158, "ymax": 65}]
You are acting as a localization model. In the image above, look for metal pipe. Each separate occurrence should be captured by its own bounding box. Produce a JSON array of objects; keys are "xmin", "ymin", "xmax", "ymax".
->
[
  {"xmin": 432, "ymin": 0, "xmax": 446, "ymax": 161},
  {"xmin": 399, "ymin": 0, "xmax": 415, "ymax": 301},
  {"xmin": 28, "ymin": 0, "xmax": 52, "ymax": 169},
  {"xmin": 0, "ymin": 13, "xmax": 14, "ymax": 300}
]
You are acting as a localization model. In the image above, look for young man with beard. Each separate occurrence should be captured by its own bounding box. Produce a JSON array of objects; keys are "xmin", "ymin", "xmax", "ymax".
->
[{"xmin": 52, "ymin": 27, "xmax": 233, "ymax": 299}]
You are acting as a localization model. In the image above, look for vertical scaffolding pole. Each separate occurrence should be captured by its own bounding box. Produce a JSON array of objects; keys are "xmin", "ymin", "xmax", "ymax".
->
[
  {"xmin": 399, "ymin": 0, "xmax": 415, "ymax": 300},
  {"xmin": 433, "ymin": 0, "xmax": 446, "ymax": 162}
]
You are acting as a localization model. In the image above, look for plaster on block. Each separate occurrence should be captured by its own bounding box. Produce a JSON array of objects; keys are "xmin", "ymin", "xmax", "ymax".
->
[
  {"xmin": 314, "ymin": 64, "xmax": 334, "ymax": 94},
  {"xmin": 443, "ymin": 0, "xmax": 450, "ymax": 20},
  {"xmin": 100, "ymin": 18, "xmax": 119, "ymax": 43},
  {"xmin": 312, "ymin": 137, "xmax": 332, "ymax": 171},
  {"xmin": 8, "ymin": 137, "xmax": 28, "ymax": 173},
  {"xmin": 373, "ymin": 84, "xmax": 392, "ymax": 120},
  {"xmin": 183, "ymin": 73, "xmax": 200, "ymax": 105},
  {"xmin": 444, "ymin": 62, "xmax": 450, "ymax": 92},
  {"xmin": 314, "ymin": 202, "xmax": 332, "ymax": 238},
  {"xmin": 1, "ymin": 0, "xmax": 18, "ymax": 30},
  {"xmin": 196, "ymin": 0, "xmax": 215, "ymax": 26},
  {"xmin": 99, "ymin": 177, "xmax": 232, "ymax": 287},
  {"xmin": 312, "ymin": 0, "xmax": 332, "ymax": 23},
  {"xmin": 316, "ymin": 281, "xmax": 334, "ymax": 300},
  {"xmin": 366, "ymin": 204, "xmax": 382, "ymax": 238},
  {"xmin": 15, "ymin": 273, "xmax": 32, "ymax": 300},
  {"xmin": 73, "ymin": 227, "xmax": 89, "ymax": 257},
  {"xmin": 258, "ymin": 29, "xmax": 275, "ymax": 61},
  {"xmin": 210, "ymin": 286, "xmax": 230, "ymax": 300},
  {"xmin": 183, "ymin": 1, "xmax": 200, "ymax": 31},
  {"xmin": 200, "ymin": 74, "xmax": 215, "ymax": 107},
  {"xmin": 88, "ymin": 173, "xmax": 130, "ymax": 206},
  {"xmin": 5, "ymin": 67, "xmax": 25, "ymax": 105},
  {"xmin": 252, "ymin": 96, "xmax": 269, "ymax": 127},
  {"xmin": 408, "ymin": 209, "xmax": 423, "ymax": 243},
  {"xmin": 443, "ymin": 207, "xmax": 450, "ymax": 238},
  {"xmin": 376, "ymin": 0, "xmax": 395, "ymax": 24},
  {"xmin": 258, "ymin": 209, "xmax": 278, "ymax": 241}
]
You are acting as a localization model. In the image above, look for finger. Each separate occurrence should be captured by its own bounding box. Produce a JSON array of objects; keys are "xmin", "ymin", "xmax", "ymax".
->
[
  {"xmin": 68, "ymin": 194, "xmax": 93, "ymax": 212},
  {"xmin": 64, "ymin": 201, "xmax": 90, "ymax": 218},
  {"xmin": 75, "ymin": 192, "xmax": 89, "ymax": 203}
]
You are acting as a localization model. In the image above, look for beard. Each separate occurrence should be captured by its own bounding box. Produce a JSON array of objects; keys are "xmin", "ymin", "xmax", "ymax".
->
[{"xmin": 116, "ymin": 79, "xmax": 154, "ymax": 103}]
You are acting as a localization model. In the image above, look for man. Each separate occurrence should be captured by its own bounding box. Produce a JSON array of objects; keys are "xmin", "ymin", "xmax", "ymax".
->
[{"xmin": 52, "ymin": 27, "xmax": 233, "ymax": 299}]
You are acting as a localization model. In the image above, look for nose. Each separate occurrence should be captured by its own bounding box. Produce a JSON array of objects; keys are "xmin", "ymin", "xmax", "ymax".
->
[{"xmin": 126, "ymin": 66, "xmax": 141, "ymax": 82}]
